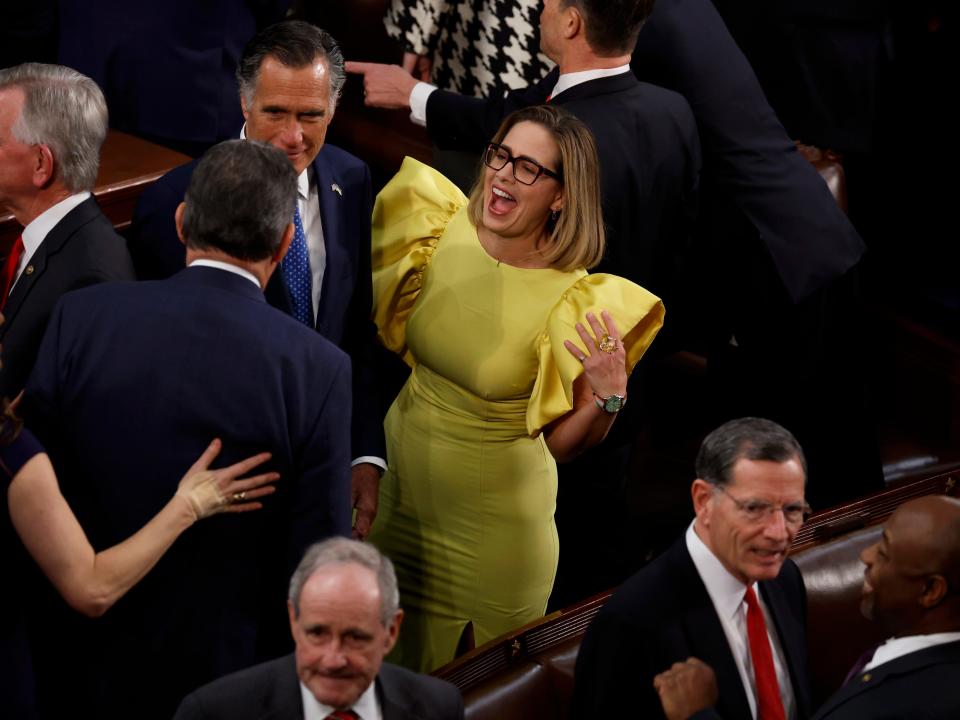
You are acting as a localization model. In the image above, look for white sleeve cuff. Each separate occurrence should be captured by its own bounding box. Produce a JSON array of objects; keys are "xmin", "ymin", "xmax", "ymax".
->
[
  {"xmin": 351, "ymin": 456, "xmax": 387, "ymax": 473},
  {"xmin": 409, "ymin": 82, "xmax": 438, "ymax": 127}
]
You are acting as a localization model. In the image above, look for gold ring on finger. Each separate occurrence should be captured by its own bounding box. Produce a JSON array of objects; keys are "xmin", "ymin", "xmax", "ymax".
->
[{"xmin": 598, "ymin": 333, "xmax": 618, "ymax": 354}]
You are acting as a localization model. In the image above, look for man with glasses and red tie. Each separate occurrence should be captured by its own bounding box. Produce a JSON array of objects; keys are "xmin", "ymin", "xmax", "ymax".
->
[{"xmin": 572, "ymin": 417, "xmax": 814, "ymax": 719}]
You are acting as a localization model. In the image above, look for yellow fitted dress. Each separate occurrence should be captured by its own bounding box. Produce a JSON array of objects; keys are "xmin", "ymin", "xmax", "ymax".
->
[{"xmin": 369, "ymin": 158, "xmax": 665, "ymax": 672}]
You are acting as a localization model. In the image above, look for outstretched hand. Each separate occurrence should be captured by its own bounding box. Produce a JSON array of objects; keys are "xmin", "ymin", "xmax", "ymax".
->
[
  {"xmin": 175, "ymin": 439, "xmax": 279, "ymax": 520},
  {"xmin": 345, "ymin": 61, "xmax": 418, "ymax": 109},
  {"xmin": 563, "ymin": 310, "xmax": 628, "ymax": 400}
]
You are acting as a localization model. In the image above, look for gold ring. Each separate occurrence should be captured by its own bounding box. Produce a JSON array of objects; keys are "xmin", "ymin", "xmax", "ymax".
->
[
  {"xmin": 232, "ymin": 491, "xmax": 247, "ymax": 503},
  {"xmin": 598, "ymin": 334, "xmax": 618, "ymax": 354}
]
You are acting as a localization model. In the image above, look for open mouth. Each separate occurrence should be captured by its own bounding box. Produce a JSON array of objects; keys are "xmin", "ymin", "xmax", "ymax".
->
[
  {"xmin": 752, "ymin": 548, "xmax": 785, "ymax": 562},
  {"xmin": 489, "ymin": 185, "xmax": 517, "ymax": 215}
]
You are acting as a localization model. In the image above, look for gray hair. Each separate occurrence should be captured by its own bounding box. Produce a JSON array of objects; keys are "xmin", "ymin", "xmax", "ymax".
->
[
  {"xmin": 0, "ymin": 63, "xmax": 108, "ymax": 192},
  {"xmin": 288, "ymin": 538, "xmax": 400, "ymax": 626},
  {"xmin": 695, "ymin": 417, "xmax": 807, "ymax": 488},
  {"xmin": 236, "ymin": 20, "xmax": 345, "ymax": 115},
  {"xmin": 181, "ymin": 139, "xmax": 297, "ymax": 261}
]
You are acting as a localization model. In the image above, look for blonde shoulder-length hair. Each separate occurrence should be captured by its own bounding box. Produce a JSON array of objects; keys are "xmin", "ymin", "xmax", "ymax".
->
[{"xmin": 467, "ymin": 105, "xmax": 605, "ymax": 271}]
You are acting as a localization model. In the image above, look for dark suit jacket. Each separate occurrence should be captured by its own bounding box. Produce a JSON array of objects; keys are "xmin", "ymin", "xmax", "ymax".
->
[
  {"xmin": 812, "ymin": 640, "xmax": 960, "ymax": 720},
  {"xmin": 0, "ymin": 196, "xmax": 135, "ymax": 396},
  {"xmin": 632, "ymin": 0, "xmax": 865, "ymax": 302},
  {"xmin": 57, "ymin": 1, "xmax": 289, "ymax": 146},
  {"xmin": 425, "ymin": 69, "xmax": 701, "ymax": 302},
  {"xmin": 571, "ymin": 535, "xmax": 813, "ymax": 719},
  {"xmin": 173, "ymin": 654, "xmax": 465, "ymax": 720},
  {"xmin": 130, "ymin": 144, "xmax": 384, "ymax": 459},
  {"xmin": 23, "ymin": 267, "xmax": 352, "ymax": 719}
]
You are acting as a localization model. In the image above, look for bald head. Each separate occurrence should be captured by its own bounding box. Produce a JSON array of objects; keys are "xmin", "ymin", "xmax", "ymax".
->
[
  {"xmin": 894, "ymin": 496, "xmax": 960, "ymax": 583},
  {"xmin": 860, "ymin": 495, "xmax": 960, "ymax": 635}
]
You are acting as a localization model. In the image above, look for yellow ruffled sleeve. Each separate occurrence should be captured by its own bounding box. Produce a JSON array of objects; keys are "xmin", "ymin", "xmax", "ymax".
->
[
  {"xmin": 372, "ymin": 157, "xmax": 467, "ymax": 366},
  {"xmin": 527, "ymin": 274, "xmax": 665, "ymax": 436}
]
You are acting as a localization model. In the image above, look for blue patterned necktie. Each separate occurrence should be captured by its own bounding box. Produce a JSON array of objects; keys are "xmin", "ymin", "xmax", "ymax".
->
[{"xmin": 283, "ymin": 203, "xmax": 314, "ymax": 327}]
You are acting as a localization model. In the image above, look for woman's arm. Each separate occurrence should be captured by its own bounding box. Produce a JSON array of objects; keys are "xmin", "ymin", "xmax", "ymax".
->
[
  {"xmin": 7, "ymin": 439, "xmax": 277, "ymax": 618},
  {"xmin": 543, "ymin": 311, "xmax": 628, "ymax": 463}
]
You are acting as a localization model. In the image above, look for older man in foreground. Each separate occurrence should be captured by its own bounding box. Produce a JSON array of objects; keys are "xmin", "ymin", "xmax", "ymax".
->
[{"xmin": 175, "ymin": 538, "xmax": 464, "ymax": 719}]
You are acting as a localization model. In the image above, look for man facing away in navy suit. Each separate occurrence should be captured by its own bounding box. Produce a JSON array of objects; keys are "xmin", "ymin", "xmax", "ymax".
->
[
  {"xmin": 175, "ymin": 537, "xmax": 464, "ymax": 719},
  {"xmin": 655, "ymin": 495, "xmax": 960, "ymax": 720},
  {"xmin": 24, "ymin": 140, "xmax": 353, "ymax": 719},
  {"xmin": 573, "ymin": 418, "xmax": 814, "ymax": 719},
  {"xmin": 130, "ymin": 21, "xmax": 385, "ymax": 542}
]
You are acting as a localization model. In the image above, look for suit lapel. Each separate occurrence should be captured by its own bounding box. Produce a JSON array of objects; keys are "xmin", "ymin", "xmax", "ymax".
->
[
  {"xmin": 312, "ymin": 151, "xmax": 347, "ymax": 339},
  {"xmin": 377, "ymin": 665, "xmax": 417, "ymax": 720},
  {"xmin": 674, "ymin": 541, "xmax": 754, "ymax": 720},
  {"xmin": 761, "ymin": 577, "xmax": 812, "ymax": 718},
  {"xmin": 2, "ymin": 197, "xmax": 100, "ymax": 330},
  {"xmin": 259, "ymin": 654, "xmax": 305, "ymax": 720},
  {"xmin": 813, "ymin": 640, "xmax": 960, "ymax": 719}
]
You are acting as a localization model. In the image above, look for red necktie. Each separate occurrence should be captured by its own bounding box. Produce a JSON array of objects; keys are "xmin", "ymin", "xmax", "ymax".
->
[
  {"xmin": 744, "ymin": 585, "xmax": 786, "ymax": 720},
  {"xmin": 0, "ymin": 235, "xmax": 25, "ymax": 310},
  {"xmin": 325, "ymin": 711, "xmax": 358, "ymax": 720}
]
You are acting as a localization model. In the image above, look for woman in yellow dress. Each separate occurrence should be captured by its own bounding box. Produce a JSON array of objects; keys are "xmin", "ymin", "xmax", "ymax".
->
[{"xmin": 369, "ymin": 105, "xmax": 665, "ymax": 671}]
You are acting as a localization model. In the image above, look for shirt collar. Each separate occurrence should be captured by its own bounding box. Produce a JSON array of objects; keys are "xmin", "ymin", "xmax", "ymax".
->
[
  {"xmin": 686, "ymin": 521, "xmax": 751, "ymax": 622},
  {"xmin": 299, "ymin": 680, "xmax": 380, "ymax": 720},
  {"xmin": 869, "ymin": 631, "xmax": 960, "ymax": 671},
  {"xmin": 239, "ymin": 123, "xmax": 310, "ymax": 200},
  {"xmin": 21, "ymin": 191, "xmax": 91, "ymax": 257},
  {"xmin": 187, "ymin": 259, "xmax": 262, "ymax": 289},
  {"xmin": 550, "ymin": 64, "xmax": 630, "ymax": 101}
]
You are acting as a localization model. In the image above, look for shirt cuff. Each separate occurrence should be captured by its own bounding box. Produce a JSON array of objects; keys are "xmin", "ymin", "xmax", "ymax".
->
[
  {"xmin": 409, "ymin": 82, "xmax": 437, "ymax": 127},
  {"xmin": 351, "ymin": 456, "xmax": 387, "ymax": 473}
]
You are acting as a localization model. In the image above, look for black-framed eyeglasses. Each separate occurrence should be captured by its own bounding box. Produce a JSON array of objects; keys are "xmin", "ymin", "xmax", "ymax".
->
[
  {"xmin": 483, "ymin": 143, "xmax": 562, "ymax": 185},
  {"xmin": 713, "ymin": 484, "xmax": 812, "ymax": 526}
]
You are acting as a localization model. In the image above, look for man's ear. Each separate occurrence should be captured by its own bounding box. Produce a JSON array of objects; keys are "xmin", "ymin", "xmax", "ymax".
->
[
  {"xmin": 272, "ymin": 222, "xmax": 295, "ymax": 264},
  {"xmin": 240, "ymin": 92, "xmax": 251, "ymax": 121},
  {"xmin": 384, "ymin": 609, "xmax": 404, "ymax": 655},
  {"xmin": 920, "ymin": 575, "xmax": 949, "ymax": 609},
  {"xmin": 287, "ymin": 600, "xmax": 300, "ymax": 639},
  {"xmin": 174, "ymin": 202, "xmax": 188, "ymax": 246},
  {"xmin": 563, "ymin": 4, "xmax": 583, "ymax": 40},
  {"xmin": 691, "ymin": 479, "xmax": 714, "ymax": 525},
  {"xmin": 32, "ymin": 144, "xmax": 56, "ymax": 188}
]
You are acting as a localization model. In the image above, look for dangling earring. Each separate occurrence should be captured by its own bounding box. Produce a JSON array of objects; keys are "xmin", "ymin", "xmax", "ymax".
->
[{"xmin": 550, "ymin": 209, "xmax": 561, "ymax": 223}]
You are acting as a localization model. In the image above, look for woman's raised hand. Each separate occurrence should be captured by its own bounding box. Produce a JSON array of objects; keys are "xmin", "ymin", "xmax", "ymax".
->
[{"xmin": 563, "ymin": 310, "xmax": 628, "ymax": 400}]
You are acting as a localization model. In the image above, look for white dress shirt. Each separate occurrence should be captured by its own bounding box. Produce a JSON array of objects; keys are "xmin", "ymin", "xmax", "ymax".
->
[
  {"xmin": 300, "ymin": 681, "xmax": 381, "ymax": 720},
  {"xmin": 864, "ymin": 631, "xmax": 960, "ymax": 672},
  {"xmin": 11, "ymin": 191, "xmax": 91, "ymax": 291},
  {"xmin": 686, "ymin": 522, "xmax": 797, "ymax": 720},
  {"xmin": 408, "ymin": 64, "xmax": 631, "ymax": 126},
  {"xmin": 188, "ymin": 259, "xmax": 261, "ymax": 288}
]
